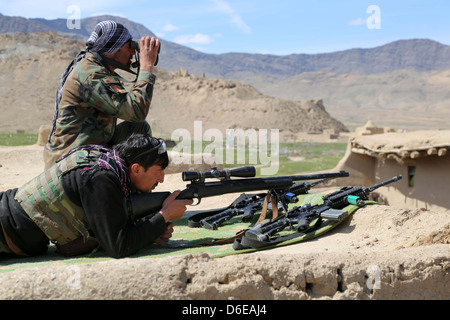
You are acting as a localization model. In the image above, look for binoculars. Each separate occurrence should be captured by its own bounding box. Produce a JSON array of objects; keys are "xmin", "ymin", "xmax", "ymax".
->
[{"xmin": 130, "ymin": 40, "xmax": 161, "ymax": 66}]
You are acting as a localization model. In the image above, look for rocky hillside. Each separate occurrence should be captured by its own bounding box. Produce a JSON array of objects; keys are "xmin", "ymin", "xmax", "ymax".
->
[
  {"xmin": 0, "ymin": 32, "xmax": 347, "ymax": 137},
  {"xmin": 256, "ymin": 69, "xmax": 450, "ymax": 130},
  {"xmin": 0, "ymin": 33, "xmax": 82, "ymax": 131},
  {"xmin": 149, "ymin": 68, "xmax": 347, "ymax": 136},
  {"xmin": 0, "ymin": 13, "xmax": 155, "ymax": 42}
]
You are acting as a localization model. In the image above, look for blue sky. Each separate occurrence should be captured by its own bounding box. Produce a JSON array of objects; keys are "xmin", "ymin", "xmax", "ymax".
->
[{"xmin": 1, "ymin": 0, "xmax": 449, "ymax": 55}]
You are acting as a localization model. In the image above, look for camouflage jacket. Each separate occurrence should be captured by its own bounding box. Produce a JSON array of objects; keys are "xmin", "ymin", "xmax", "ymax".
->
[{"xmin": 44, "ymin": 52, "xmax": 156, "ymax": 168}]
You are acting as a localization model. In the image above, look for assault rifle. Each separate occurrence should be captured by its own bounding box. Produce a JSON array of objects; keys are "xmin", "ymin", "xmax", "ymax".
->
[
  {"xmin": 199, "ymin": 178, "xmax": 331, "ymax": 230},
  {"xmin": 236, "ymin": 175, "xmax": 402, "ymax": 249},
  {"xmin": 125, "ymin": 166, "xmax": 350, "ymax": 221}
]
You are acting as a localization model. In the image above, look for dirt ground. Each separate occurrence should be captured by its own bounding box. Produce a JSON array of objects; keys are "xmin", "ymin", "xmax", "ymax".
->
[{"xmin": 0, "ymin": 143, "xmax": 448, "ymax": 300}]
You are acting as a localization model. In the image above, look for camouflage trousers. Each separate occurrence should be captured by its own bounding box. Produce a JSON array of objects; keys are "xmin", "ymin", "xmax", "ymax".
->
[{"xmin": 44, "ymin": 121, "xmax": 152, "ymax": 169}]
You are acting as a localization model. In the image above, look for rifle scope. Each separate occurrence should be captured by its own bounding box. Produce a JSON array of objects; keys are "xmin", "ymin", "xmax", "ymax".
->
[{"xmin": 182, "ymin": 166, "xmax": 256, "ymax": 181}]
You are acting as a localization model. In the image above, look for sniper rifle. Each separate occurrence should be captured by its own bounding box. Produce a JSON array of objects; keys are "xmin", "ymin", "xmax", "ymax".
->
[{"xmin": 125, "ymin": 166, "xmax": 350, "ymax": 221}]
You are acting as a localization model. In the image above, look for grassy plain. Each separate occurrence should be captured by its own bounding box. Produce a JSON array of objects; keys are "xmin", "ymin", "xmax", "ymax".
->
[{"xmin": 0, "ymin": 134, "xmax": 347, "ymax": 176}]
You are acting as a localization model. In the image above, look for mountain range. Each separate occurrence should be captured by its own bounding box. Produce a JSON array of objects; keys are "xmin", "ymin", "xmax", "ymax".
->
[
  {"xmin": 0, "ymin": 13, "xmax": 449, "ymax": 131},
  {"xmin": 2, "ymin": 13, "xmax": 450, "ymax": 79}
]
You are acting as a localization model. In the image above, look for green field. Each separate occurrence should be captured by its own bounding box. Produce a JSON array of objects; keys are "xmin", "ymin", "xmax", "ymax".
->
[
  {"xmin": 168, "ymin": 139, "xmax": 347, "ymax": 176},
  {"xmin": 0, "ymin": 133, "xmax": 38, "ymax": 146},
  {"xmin": 0, "ymin": 134, "xmax": 347, "ymax": 176},
  {"xmin": 275, "ymin": 142, "xmax": 347, "ymax": 175}
]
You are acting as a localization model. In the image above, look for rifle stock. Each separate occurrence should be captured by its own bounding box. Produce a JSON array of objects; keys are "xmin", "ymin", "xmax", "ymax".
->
[{"xmin": 125, "ymin": 191, "xmax": 171, "ymax": 220}]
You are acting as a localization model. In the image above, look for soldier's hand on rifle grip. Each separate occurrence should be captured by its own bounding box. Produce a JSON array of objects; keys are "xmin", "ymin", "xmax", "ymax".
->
[
  {"xmin": 139, "ymin": 36, "xmax": 160, "ymax": 72},
  {"xmin": 159, "ymin": 190, "xmax": 193, "ymax": 222}
]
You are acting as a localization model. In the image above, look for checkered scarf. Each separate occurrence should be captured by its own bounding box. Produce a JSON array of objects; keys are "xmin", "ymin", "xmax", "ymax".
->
[
  {"xmin": 86, "ymin": 20, "xmax": 132, "ymax": 55},
  {"xmin": 61, "ymin": 145, "xmax": 132, "ymax": 197}
]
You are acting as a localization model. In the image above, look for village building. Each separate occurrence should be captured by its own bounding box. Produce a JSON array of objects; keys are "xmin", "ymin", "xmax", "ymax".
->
[{"xmin": 334, "ymin": 123, "xmax": 450, "ymax": 212}]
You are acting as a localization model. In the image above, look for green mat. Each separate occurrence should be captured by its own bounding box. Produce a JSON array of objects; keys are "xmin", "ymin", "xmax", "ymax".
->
[{"xmin": 0, "ymin": 193, "xmax": 373, "ymax": 273}]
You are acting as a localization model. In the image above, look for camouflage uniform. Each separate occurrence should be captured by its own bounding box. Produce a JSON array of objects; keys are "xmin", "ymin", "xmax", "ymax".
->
[
  {"xmin": 15, "ymin": 148, "xmax": 100, "ymax": 255},
  {"xmin": 44, "ymin": 52, "xmax": 155, "ymax": 169}
]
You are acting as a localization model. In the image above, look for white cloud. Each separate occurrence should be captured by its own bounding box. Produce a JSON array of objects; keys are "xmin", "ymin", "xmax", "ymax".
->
[
  {"xmin": 173, "ymin": 33, "xmax": 215, "ymax": 45},
  {"xmin": 209, "ymin": 0, "xmax": 252, "ymax": 34},
  {"xmin": 162, "ymin": 23, "xmax": 179, "ymax": 32},
  {"xmin": 348, "ymin": 18, "xmax": 367, "ymax": 26}
]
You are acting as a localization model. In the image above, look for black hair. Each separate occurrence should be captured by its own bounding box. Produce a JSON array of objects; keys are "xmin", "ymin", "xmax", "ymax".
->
[{"xmin": 113, "ymin": 133, "xmax": 169, "ymax": 170}]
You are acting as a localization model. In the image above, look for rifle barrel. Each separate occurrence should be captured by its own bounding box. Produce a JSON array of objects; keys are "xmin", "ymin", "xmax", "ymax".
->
[
  {"xmin": 180, "ymin": 171, "xmax": 350, "ymax": 200},
  {"xmin": 368, "ymin": 175, "xmax": 403, "ymax": 191},
  {"xmin": 288, "ymin": 170, "xmax": 349, "ymax": 181}
]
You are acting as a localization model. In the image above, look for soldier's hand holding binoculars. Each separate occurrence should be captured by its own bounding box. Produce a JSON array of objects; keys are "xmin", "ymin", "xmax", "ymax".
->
[{"xmin": 137, "ymin": 36, "xmax": 160, "ymax": 72}]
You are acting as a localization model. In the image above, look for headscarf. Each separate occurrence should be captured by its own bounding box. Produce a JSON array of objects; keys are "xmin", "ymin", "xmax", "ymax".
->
[{"xmin": 85, "ymin": 20, "xmax": 132, "ymax": 55}]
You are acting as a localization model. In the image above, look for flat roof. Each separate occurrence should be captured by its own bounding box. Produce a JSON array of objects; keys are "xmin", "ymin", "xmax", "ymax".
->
[{"xmin": 350, "ymin": 130, "xmax": 450, "ymax": 161}]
